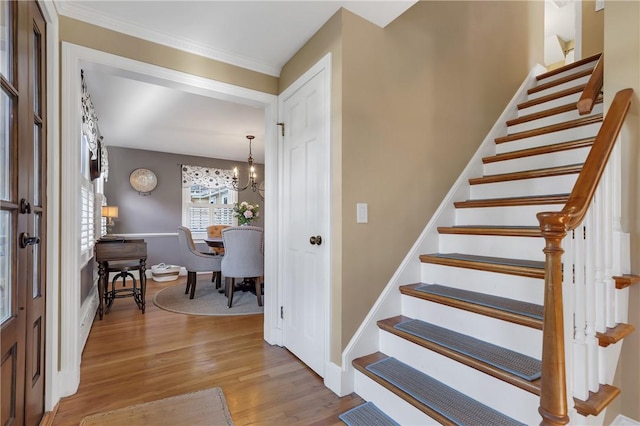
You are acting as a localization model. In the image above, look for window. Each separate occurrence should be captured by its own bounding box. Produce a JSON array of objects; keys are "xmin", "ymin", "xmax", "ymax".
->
[
  {"xmin": 181, "ymin": 165, "xmax": 237, "ymax": 240},
  {"xmin": 80, "ymin": 133, "xmax": 95, "ymax": 265}
]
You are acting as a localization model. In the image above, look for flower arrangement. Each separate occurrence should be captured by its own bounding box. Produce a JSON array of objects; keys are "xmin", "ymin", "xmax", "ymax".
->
[{"xmin": 233, "ymin": 201, "xmax": 260, "ymax": 226}]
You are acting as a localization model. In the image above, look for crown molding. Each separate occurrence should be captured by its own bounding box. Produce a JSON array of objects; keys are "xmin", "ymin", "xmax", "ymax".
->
[{"xmin": 54, "ymin": 1, "xmax": 281, "ymax": 77}]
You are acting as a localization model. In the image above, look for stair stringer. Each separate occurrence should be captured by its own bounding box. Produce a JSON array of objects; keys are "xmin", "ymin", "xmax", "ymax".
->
[{"xmin": 325, "ymin": 64, "xmax": 548, "ymax": 397}]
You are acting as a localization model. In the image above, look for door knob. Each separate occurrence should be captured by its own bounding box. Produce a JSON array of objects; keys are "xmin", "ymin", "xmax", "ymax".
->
[
  {"xmin": 20, "ymin": 233, "xmax": 40, "ymax": 248},
  {"xmin": 19, "ymin": 198, "xmax": 31, "ymax": 214},
  {"xmin": 309, "ymin": 235, "xmax": 322, "ymax": 246}
]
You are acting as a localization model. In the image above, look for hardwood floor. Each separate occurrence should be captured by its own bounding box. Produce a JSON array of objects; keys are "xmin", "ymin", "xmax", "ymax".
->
[{"xmin": 51, "ymin": 276, "xmax": 363, "ymax": 425}]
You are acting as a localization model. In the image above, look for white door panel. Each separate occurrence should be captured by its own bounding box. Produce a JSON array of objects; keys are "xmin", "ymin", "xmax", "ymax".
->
[{"xmin": 279, "ymin": 55, "xmax": 330, "ymax": 377}]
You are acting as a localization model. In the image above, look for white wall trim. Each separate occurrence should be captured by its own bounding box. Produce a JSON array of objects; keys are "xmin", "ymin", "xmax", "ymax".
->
[
  {"xmin": 40, "ymin": 0, "xmax": 61, "ymax": 412},
  {"xmin": 59, "ymin": 42, "xmax": 278, "ymax": 400},
  {"xmin": 111, "ymin": 232, "xmax": 178, "ymax": 238},
  {"xmin": 331, "ymin": 64, "xmax": 547, "ymax": 396},
  {"xmin": 54, "ymin": 1, "xmax": 281, "ymax": 77},
  {"xmin": 611, "ymin": 415, "xmax": 640, "ymax": 425}
]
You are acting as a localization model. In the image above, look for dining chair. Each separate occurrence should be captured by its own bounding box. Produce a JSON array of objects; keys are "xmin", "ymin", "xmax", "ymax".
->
[
  {"xmin": 206, "ymin": 225, "xmax": 230, "ymax": 255},
  {"xmin": 177, "ymin": 226, "xmax": 222, "ymax": 299},
  {"xmin": 221, "ymin": 226, "xmax": 264, "ymax": 308}
]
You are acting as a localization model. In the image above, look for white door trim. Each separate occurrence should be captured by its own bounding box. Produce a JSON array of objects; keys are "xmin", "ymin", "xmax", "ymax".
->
[
  {"xmin": 58, "ymin": 42, "xmax": 278, "ymax": 398},
  {"xmin": 276, "ymin": 52, "xmax": 332, "ymax": 374},
  {"xmin": 37, "ymin": 0, "xmax": 61, "ymax": 412}
]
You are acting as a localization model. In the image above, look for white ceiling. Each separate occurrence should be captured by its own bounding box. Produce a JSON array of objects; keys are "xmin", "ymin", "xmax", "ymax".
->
[{"xmin": 58, "ymin": 1, "xmax": 417, "ymax": 161}]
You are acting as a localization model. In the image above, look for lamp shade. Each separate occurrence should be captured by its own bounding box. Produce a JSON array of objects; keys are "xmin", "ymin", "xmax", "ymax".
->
[{"xmin": 102, "ymin": 206, "xmax": 119, "ymax": 218}]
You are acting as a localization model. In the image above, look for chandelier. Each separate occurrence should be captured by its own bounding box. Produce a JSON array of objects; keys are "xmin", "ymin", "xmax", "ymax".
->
[{"xmin": 232, "ymin": 135, "xmax": 264, "ymax": 199}]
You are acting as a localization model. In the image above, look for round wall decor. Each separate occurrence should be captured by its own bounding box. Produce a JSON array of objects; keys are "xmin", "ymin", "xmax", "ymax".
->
[{"xmin": 129, "ymin": 168, "xmax": 158, "ymax": 195}]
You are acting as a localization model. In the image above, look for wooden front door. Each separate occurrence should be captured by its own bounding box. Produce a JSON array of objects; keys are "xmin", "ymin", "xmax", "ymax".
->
[{"xmin": 1, "ymin": 1, "xmax": 47, "ymax": 424}]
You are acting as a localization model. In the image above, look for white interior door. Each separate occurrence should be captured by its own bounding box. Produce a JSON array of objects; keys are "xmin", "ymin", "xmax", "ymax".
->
[{"xmin": 279, "ymin": 54, "xmax": 331, "ymax": 377}]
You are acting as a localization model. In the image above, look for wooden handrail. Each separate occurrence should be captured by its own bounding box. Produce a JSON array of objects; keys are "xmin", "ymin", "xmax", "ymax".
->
[
  {"xmin": 536, "ymin": 88, "xmax": 633, "ymax": 426},
  {"xmin": 577, "ymin": 56, "xmax": 604, "ymax": 115}
]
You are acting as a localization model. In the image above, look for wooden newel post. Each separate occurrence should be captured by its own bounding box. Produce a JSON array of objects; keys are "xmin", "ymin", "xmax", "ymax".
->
[{"xmin": 537, "ymin": 211, "xmax": 571, "ymax": 426}]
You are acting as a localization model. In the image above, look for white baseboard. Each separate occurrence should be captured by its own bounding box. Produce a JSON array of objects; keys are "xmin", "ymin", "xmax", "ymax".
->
[
  {"xmin": 324, "ymin": 362, "xmax": 355, "ymax": 397},
  {"xmin": 612, "ymin": 415, "xmax": 640, "ymax": 425},
  {"xmin": 79, "ymin": 289, "xmax": 98, "ymax": 353}
]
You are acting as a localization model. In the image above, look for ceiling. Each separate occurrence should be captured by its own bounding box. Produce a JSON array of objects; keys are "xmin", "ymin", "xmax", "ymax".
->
[{"xmin": 58, "ymin": 1, "xmax": 417, "ymax": 162}]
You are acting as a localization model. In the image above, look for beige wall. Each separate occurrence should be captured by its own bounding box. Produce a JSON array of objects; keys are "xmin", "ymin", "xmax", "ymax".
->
[
  {"xmin": 59, "ymin": 16, "xmax": 278, "ymax": 95},
  {"xmin": 582, "ymin": 1, "xmax": 605, "ymax": 58},
  {"xmin": 604, "ymin": 1, "xmax": 640, "ymax": 421},
  {"xmin": 280, "ymin": 1, "xmax": 543, "ymax": 362}
]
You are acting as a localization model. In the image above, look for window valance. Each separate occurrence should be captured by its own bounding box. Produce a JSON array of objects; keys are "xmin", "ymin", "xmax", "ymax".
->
[
  {"xmin": 181, "ymin": 164, "xmax": 234, "ymax": 189},
  {"xmin": 81, "ymin": 71, "xmax": 109, "ymax": 180},
  {"xmin": 81, "ymin": 71, "xmax": 100, "ymax": 160}
]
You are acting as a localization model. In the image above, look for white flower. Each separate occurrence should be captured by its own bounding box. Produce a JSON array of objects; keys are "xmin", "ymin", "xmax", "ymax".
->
[
  {"xmin": 240, "ymin": 201, "xmax": 248, "ymax": 207},
  {"xmin": 244, "ymin": 211, "xmax": 253, "ymax": 219}
]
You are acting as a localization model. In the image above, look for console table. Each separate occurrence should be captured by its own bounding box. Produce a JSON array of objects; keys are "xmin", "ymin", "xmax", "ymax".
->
[{"xmin": 95, "ymin": 238, "xmax": 147, "ymax": 320}]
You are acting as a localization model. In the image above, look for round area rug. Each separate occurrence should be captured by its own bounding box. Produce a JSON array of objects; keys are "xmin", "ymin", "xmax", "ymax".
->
[{"xmin": 153, "ymin": 280, "xmax": 263, "ymax": 316}]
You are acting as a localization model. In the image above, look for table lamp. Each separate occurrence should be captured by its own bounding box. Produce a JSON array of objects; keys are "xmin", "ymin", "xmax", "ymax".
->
[{"xmin": 102, "ymin": 205, "xmax": 119, "ymax": 234}]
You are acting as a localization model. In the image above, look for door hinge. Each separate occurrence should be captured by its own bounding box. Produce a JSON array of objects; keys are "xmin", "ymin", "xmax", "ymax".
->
[
  {"xmin": 280, "ymin": 306, "xmax": 284, "ymax": 319},
  {"xmin": 277, "ymin": 122, "xmax": 285, "ymax": 137}
]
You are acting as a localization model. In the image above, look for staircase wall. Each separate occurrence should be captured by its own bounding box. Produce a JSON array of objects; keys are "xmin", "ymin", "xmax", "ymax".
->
[
  {"xmin": 604, "ymin": 2, "xmax": 640, "ymax": 421},
  {"xmin": 335, "ymin": 64, "xmax": 547, "ymax": 395}
]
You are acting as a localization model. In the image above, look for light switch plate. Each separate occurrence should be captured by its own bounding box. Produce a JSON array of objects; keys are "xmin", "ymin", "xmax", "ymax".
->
[{"xmin": 357, "ymin": 203, "xmax": 368, "ymax": 223}]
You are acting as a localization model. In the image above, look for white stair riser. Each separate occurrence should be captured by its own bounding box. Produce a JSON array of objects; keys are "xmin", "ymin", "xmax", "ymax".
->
[
  {"xmin": 518, "ymin": 92, "xmax": 582, "ymax": 116},
  {"xmin": 470, "ymin": 174, "xmax": 579, "ymax": 199},
  {"xmin": 509, "ymin": 103, "xmax": 604, "ymax": 134},
  {"xmin": 379, "ymin": 332, "xmax": 541, "ymax": 425},
  {"xmin": 420, "ymin": 263, "xmax": 544, "ymax": 305},
  {"xmin": 455, "ymin": 204, "xmax": 562, "ymax": 226},
  {"xmin": 527, "ymin": 75, "xmax": 591, "ymax": 100},
  {"xmin": 484, "ymin": 147, "xmax": 590, "ymax": 175},
  {"xmin": 403, "ymin": 294, "xmax": 542, "ymax": 356},
  {"xmin": 438, "ymin": 234, "xmax": 545, "ymax": 261},
  {"xmin": 536, "ymin": 62, "xmax": 597, "ymax": 85},
  {"xmin": 353, "ymin": 371, "xmax": 432, "ymax": 425},
  {"xmin": 496, "ymin": 122, "xmax": 601, "ymax": 154}
]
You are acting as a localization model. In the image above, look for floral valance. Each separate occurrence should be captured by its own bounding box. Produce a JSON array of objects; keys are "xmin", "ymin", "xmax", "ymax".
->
[
  {"xmin": 181, "ymin": 164, "xmax": 234, "ymax": 189},
  {"xmin": 81, "ymin": 71, "xmax": 100, "ymax": 160}
]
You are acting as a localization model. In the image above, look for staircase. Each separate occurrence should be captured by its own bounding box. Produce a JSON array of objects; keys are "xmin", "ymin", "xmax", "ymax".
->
[{"xmin": 341, "ymin": 54, "xmax": 637, "ymax": 425}]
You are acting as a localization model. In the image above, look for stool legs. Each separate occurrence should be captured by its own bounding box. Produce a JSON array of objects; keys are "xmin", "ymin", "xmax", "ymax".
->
[{"xmin": 104, "ymin": 269, "xmax": 145, "ymax": 314}]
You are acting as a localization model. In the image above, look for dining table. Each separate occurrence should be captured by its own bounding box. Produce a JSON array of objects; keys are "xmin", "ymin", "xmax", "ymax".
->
[{"xmin": 203, "ymin": 237, "xmax": 223, "ymax": 248}]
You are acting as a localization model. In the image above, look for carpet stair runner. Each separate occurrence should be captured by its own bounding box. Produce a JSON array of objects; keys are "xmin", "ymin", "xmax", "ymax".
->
[
  {"xmin": 342, "ymin": 54, "xmax": 632, "ymax": 424},
  {"xmin": 353, "ymin": 354, "xmax": 525, "ymax": 426},
  {"xmin": 339, "ymin": 402, "xmax": 400, "ymax": 426}
]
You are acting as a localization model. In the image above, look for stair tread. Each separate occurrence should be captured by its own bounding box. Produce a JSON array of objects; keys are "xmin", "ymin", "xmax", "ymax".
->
[
  {"xmin": 422, "ymin": 253, "xmax": 544, "ymax": 269},
  {"xmin": 438, "ymin": 226, "xmax": 542, "ymax": 237},
  {"xmin": 420, "ymin": 253, "xmax": 545, "ymax": 279},
  {"xmin": 354, "ymin": 353, "xmax": 525, "ymax": 426},
  {"xmin": 413, "ymin": 283, "xmax": 543, "ymax": 319},
  {"xmin": 454, "ymin": 194, "xmax": 569, "ymax": 208},
  {"xmin": 469, "ymin": 163, "xmax": 583, "ymax": 185},
  {"xmin": 517, "ymin": 84, "xmax": 585, "ymax": 110},
  {"xmin": 384, "ymin": 316, "xmax": 541, "ymax": 381},
  {"xmin": 496, "ymin": 115, "xmax": 602, "ymax": 144},
  {"xmin": 596, "ymin": 323, "xmax": 635, "ymax": 347},
  {"xmin": 613, "ymin": 274, "xmax": 640, "ymax": 289},
  {"xmin": 536, "ymin": 53, "xmax": 601, "ymax": 81},
  {"xmin": 529, "ymin": 68, "xmax": 593, "ymax": 95},
  {"xmin": 339, "ymin": 401, "xmax": 400, "ymax": 426},
  {"xmin": 401, "ymin": 284, "xmax": 543, "ymax": 329},
  {"xmin": 483, "ymin": 137, "xmax": 595, "ymax": 164},
  {"xmin": 507, "ymin": 96, "xmax": 603, "ymax": 127}
]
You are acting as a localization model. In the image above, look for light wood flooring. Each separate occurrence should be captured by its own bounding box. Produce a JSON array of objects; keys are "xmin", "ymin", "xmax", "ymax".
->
[{"xmin": 51, "ymin": 276, "xmax": 363, "ymax": 425}]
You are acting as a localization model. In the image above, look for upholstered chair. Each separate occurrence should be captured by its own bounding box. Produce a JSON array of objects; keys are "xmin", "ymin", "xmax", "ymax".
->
[
  {"xmin": 221, "ymin": 226, "xmax": 264, "ymax": 308},
  {"xmin": 177, "ymin": 226, "xmax": 222, "ymax": 299},
  {"xmin": 206, "ymin": 225, "xmax": 230, "ymax": 255}
]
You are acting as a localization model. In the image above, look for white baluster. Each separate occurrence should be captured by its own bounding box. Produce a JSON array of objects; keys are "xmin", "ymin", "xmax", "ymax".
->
[
  {"xmin": 570, "ymin": 226, "xmax": 588, "ymax": 401},
  {"xmin": 584, "ymin": 208, "xmax": 599, "ymax": 393}
]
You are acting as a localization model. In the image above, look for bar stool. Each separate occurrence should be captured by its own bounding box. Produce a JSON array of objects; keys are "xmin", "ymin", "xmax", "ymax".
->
[{"xmin": 104, "ymin": 260, "xmax": 146, "ymax": 314}]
